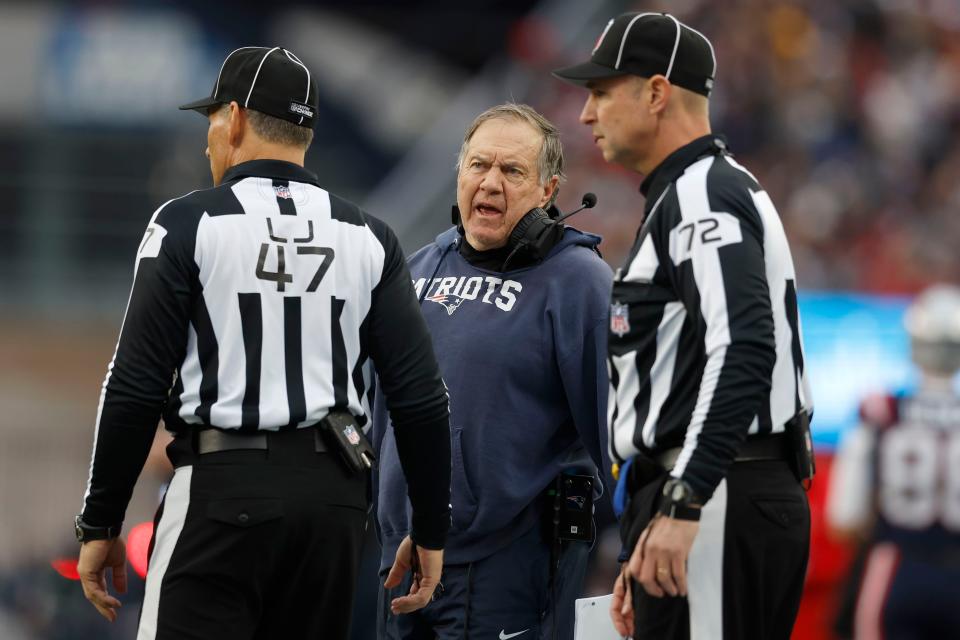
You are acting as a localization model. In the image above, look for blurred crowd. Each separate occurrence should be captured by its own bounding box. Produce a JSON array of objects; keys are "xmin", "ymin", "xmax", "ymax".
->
[
  {"xmin": 2, "ymin": 1, "xmax": 957, "ymax": 304},
  {"xmin": 533, "ymin": 0, "xmax": 960, "ymax": 292}
]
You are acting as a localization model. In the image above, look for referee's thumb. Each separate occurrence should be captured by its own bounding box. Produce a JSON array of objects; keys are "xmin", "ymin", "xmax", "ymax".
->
[
  {"xmin": 383, "ymin": 558, "xmax": 408, "ymax": 589},
  {"xmin": 384, "ymin": 540, "xmax": 413, "ymax": 589}
]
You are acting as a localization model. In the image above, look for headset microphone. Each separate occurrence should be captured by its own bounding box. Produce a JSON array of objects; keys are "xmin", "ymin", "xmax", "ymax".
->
[
  {"xmin": 554, "ymin": 192, "xmax": 597, "ymax": 224},
  {"xmin": 502, "ymin": 192, "xmax": 600, "ymax": 271}
]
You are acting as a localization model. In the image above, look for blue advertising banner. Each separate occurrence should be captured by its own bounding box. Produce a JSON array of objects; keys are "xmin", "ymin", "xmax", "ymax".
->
[{"xmin": 800, "ymin": 292, "xmax": 924, "ymax": 448}]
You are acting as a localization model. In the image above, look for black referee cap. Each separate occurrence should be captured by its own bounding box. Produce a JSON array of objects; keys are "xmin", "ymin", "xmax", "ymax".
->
[
  {"xmin": 553, "ymin": 13, "xmax": 716, "ymax": 97},
  {"xmin": 180, "ymin": 46, "xmax": 318, "ymax": 128}
]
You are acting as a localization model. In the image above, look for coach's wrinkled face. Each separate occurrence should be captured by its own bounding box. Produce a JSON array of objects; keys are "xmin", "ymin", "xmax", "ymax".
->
[{"xmin": 456, "ymin": 118, "xmax": 558, "ymax": 251}]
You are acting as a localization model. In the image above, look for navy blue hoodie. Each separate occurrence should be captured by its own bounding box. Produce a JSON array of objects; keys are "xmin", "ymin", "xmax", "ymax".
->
[{"xmin": 373, "ymin": 225, "xmax": 613, "ymax": 569}]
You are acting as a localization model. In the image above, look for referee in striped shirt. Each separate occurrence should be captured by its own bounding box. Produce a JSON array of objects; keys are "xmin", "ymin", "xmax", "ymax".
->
[
  {"xmin": 74, "ymin": 47, "xmax": 451, "ymax": 638},
  {"xmin": 556, "ymin": 13, "xmax": 814, "ymax": 640}
]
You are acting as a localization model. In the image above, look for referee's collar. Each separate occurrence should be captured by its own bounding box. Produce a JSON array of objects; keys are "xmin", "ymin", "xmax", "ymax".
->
[
  {"xmin": 640, "ymin": 134, "xmax": 728, "ymax": 203},
  {"xmin": 221, "ymin": 160, "xmax": 321, "ymax": 187}
]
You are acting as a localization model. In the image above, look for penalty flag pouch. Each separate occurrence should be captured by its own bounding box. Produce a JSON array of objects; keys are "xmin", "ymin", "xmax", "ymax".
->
[
  {"xmin": 784, "ymin": 411, "xmax": 815, "ymax": 487},
  {"xmin": 319, "ymin": 411, "xmax": 376, "ymax": 475}
]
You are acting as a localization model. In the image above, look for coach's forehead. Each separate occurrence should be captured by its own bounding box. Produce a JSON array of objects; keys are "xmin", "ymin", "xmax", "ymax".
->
[{"xmin": 465, "ymin": 119, "xmax": 541, "ymax": 167}]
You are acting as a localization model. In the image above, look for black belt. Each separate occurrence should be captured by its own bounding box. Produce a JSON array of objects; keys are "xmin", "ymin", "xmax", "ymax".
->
[
  {"xmin": 655, "ymin": 433, "xmax": 787, "ymax": 471},
  {"xmin": 195, "ymin": 427, "xmax": 328, "ymax": 455}
]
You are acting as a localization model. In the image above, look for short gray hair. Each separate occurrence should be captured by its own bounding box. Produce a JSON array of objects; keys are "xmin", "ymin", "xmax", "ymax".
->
[
  {"xmin": 246, "ymin": 108, "xmax": 314, "ymax": 149},
  {"xmin": 456, "ymin": 103, "xmax": 566, "ymax": 205}
]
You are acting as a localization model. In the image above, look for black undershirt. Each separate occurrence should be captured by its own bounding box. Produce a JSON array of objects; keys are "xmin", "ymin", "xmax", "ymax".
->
[{"xmin": 458, "ymin": 231, "xmax": 536, "ymax": 272}]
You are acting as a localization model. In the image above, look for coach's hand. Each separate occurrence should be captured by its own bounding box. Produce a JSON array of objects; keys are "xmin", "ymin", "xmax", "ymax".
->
[
  {"xmin": 384, "ymin": 535, "xmax": 444, "ymax": 614},
  {"xmin": 610, "ymin": 563, "xmax": 635, "ymax": 638},
  {"xmin": 629, "ymin": 514, "xmax": 699, "ymax": 598},
  {"xmin": 78, "ymin": 537, "xmax": 128, "ymax": 622}
]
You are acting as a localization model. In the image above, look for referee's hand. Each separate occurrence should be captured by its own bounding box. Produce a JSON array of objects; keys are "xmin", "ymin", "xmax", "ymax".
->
[
  {"xmin": 384, "ymin": 535, "xmax": 444, "ymax": 615},
  {"xmin": 78, "ymin": 537, "xmax": 128, "ymax": 622},
  {"xmin": 629, "ymin": 514, "xmax": 699, "ymax": 598},
  {"xmin": 610, "ymin": 564, "xmax": 634, "ymax": 638}
]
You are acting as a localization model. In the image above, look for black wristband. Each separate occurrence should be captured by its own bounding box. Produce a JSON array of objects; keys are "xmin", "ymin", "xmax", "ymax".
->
[
  {"xmin": 657, "ymin": 478, "xmax": 702, "ymax": 521},
  {"xmin": 658, "ymin": 501, "xmax": 702, "ymax": 521},
  {"xmin": 74, "ymin": 515, "xmax": 122, "ymax": 542}
]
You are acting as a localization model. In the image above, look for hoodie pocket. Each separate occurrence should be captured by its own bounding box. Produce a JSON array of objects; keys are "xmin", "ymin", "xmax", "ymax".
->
[{"xmin": 451, "ymin": 427, "xmax": 479, "ymax": 532}]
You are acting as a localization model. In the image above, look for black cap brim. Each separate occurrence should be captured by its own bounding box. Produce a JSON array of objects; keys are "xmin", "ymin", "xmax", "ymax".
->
[
  {"xmin": 552, "ymin": 61, "xmax": 628, "ymax": 86},
  {"xmin": 178, "ymin": 96, "xmax": 221, "ymax": 114}
]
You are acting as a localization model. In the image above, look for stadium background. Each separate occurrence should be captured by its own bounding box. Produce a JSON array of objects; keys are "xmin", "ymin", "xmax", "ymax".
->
[{"xmin": 1, "ymin": 0, "xmax": 958, "ymax": 637}]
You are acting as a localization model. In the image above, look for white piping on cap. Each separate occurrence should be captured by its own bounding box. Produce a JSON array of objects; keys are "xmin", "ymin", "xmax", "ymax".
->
[
  {"xmin": 615, "ymin": 12, "xmax": 656, "ymax": 70},
  {"xmin": 283, "ymin": 49, "xmax": 311, "ymax": 125},
  {"xmin": 213, "ymin": 46, "xmax": 259, "ymax": 100},
  {"xmin": 664, "ymin": 14, "xmax": 682, "ymax": 80},
  {"xmin": 244, "ymin": 46, "xmax": 282, "ymax": 108},
  {"xmin": 593, "ymin": 18, "xmax": 615, "ymax": 54}
]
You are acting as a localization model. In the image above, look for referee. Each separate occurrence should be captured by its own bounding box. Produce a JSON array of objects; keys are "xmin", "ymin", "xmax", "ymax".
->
[
  {"xmin": 75, "ymin": 47, "xmax": 451, "ymax": 639},
  {"xmin": 555, "ymin": 13, "xmax": 814, "ymax": 640}
]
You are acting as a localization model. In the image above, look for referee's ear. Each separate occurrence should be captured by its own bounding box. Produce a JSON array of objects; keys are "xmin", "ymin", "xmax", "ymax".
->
[
  {"xmin": 226, "ymin": 101, "xmax": 246, "ymax": 148},
  {"xmin": 646, "ymin": 75, "xmax": 672, "ymax": 117}
]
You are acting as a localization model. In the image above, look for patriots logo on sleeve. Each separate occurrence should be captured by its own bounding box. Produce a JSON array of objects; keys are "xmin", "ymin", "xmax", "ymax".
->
[{"xmin": 427, "ymin": 293, "xmax": 466, "ymax": 316}]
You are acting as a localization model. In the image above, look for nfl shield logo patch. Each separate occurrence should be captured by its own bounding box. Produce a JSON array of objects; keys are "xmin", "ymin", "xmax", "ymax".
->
[
  {"xmin": 273, "ymin": 184, "xmax": 293, "ymax": 199},
  {"xmin": 610, "ymin": 301, "xmax": 630, "ymax": 337},
  {"xmin": 343, "ymin": 425, "xmax": 361, "ymax": 446}
]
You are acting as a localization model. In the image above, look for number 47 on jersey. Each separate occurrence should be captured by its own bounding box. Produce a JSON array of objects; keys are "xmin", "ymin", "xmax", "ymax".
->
[{"xmin": 255, "ymin": 218, "xmax": 335, "ymax": 293}]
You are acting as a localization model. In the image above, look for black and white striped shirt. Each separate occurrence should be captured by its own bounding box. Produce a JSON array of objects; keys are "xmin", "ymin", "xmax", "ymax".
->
[
  {"xmin": 82, "ymin": 160, "xmax": 450, "ymax": 535},
  {"xmin": 608, "ymin": 135, "xmax": 813, "ymax": 501}
]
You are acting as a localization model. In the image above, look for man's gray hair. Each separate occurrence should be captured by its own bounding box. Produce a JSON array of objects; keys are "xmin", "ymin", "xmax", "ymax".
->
[
  {"xmin": 246, "ymin": 108, "xmax": 314, "ymax": 149},
  {"xmin": 456, "ymin": 103, "xmax": 566, "ymax": 205}
]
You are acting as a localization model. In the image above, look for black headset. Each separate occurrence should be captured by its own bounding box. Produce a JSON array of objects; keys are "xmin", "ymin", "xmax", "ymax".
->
[{"xmin": 452, "ymin": 192, "xmax": 597, "ymax": 270}]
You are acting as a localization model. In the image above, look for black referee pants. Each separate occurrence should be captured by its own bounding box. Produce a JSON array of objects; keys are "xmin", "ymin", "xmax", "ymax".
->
[
  {"xmin": 136, "ymin": 429, "xmax": 368, "ymax": 640},
  {"xmin": 622, "ymin": 460, "xmax": 810, "ymax": 640}
]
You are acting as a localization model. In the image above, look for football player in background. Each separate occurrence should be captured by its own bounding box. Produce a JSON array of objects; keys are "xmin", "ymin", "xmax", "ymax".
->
[{"xmin": 827, "ymin": 284, "xmax": 960, "ymax": 639}]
